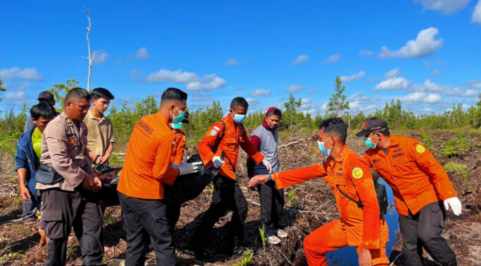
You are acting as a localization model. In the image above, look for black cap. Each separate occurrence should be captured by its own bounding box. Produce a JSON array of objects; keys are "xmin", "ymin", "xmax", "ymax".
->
[
  {"xmin": 355, "ymin": 118, "xmax": 389, "ymax": 137},
  {"xmin": 38, "ymin": 91, "xmax": 55, "ymax": 106}
]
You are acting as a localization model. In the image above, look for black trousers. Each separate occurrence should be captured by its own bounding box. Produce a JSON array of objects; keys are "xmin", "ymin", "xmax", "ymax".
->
[
  {"xmin": 399, "ymin": 201, "xmax": 457, "ymax": 266},
  {"xmin": 41, "ymin": 188, "xmax": 103, "ymax": 266},
  {"xmin": 118, "ymin": 193, "xmax": 175, "ymax": 266},
  {"xmin": 164, "ymin": 171, "xmax": 215, "ymax": 231},
  {"xmin": 250, "ymin": 165, "xmax": 285, "ymax": 235},
  {"xmin": 257, "ymin": 180, "xmax": 284, "ymax": 234},
  {"xmin": 193, "ymin": 175, "xmax": 248, "ymax": 251}
]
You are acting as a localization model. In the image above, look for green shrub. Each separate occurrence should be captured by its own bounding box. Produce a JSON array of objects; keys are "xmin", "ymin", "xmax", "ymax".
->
[
  {"xmin": 444, "ymin": 162, "xmax": 469, "ymax": 181},
  {"xmin": 258, "ymin": 225, "xmax": 267, "ymax": 248},
  {"xmin": 286, "ymin": 188, "xmax": 298, "ymax": 208},
  {"xmin": 440, "ymin": 135, "xmax": 471, "ymax": 158},
  {"xmin": 419, "ymin": 131, "xmax": 433, "ymax": 150},
  {"xmin": 234, "ymin": 249, "xmax": 254, "ymax": 266}
]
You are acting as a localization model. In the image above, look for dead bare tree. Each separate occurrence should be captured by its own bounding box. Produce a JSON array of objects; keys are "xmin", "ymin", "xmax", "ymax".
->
[{"xmin": 86, "ymin": 12, "xmax": 93, "ymax": 91}]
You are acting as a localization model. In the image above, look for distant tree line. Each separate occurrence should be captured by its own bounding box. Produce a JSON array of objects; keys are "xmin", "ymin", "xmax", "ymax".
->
[{"xmin": 1, "ymin": 77, "xmax": 481, "ymax": 155}]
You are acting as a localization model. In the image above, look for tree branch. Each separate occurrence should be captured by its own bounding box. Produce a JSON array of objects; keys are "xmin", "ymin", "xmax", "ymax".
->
[{"xmin": 86, "ymin": 11, "xmax": 93, "ymax": 91}]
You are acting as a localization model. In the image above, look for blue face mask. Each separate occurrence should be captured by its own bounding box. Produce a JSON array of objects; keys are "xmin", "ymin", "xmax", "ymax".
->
[
  {"xmin": 317, "ymin": 141, "xmax": 331, "ymax": 159},
  {"xmin": 171, "ymin": 111, "xmax": 186, "ymax": 129},
  {"xmin": 364, "ymin": 137, "xmax": 377, "ymax": 150},
  {"xmin": 233, "ymin": 114, "xmax": 246, "ymax": 124}
]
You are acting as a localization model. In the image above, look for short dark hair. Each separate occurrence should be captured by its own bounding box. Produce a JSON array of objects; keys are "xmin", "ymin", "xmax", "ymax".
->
[
  {"xmin": 64, "ymin": 87, "xmax": 91, "ymax": 105},
  {"xmin": 30, "ymin": 101, "xmax": 57, "ymax": 120},
  {"xmin": 266, "ymin": 107, "xmax": 282, "ymax": 118},
  {"xmin": 38, "ymin": 91, "xmax": 55, "ymax": 107},
  {"xmin": 91, "ymin": 87, "xmax": 114, "ymax": 100},
  {"xmin": 319, "ymin": 117, "xmax": 348, "ymax": 143},
  {"xmin": 230, "ymin": 97, "xmax": 249, "ymax": 110},
  {"xmin": 160, "ymin": 87, "xmax": 187, "ymax": 104}
]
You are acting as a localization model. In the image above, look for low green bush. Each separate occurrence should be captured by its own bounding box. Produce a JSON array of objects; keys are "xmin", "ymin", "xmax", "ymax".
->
[
  {"xmin": 444, "ymin": 162, "xmax": 469, "ymax": 181},
  {"xmin": 440, "ymin": 135, "xmax": 471, "ymax": 158}
]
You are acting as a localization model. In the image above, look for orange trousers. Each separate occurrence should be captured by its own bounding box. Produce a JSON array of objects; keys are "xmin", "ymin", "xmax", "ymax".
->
[{"xmin": 303, "ymin": 219, "xmax": 389, "ymax": 266}]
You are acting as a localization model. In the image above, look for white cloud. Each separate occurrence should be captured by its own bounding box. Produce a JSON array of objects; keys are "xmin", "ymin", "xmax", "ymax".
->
[
  {"xmin": 146, "ymin": 69, "xmax": 226, "ymax": 91},
  {"xmin": 419, "ymin": 79, "xmax": 444, "ymax": 92},
  {"xmin": 299, "ymin": 98, "xmax": 317, "ymax": 114},
  {"xmin": 347, "ymin": 94, "xmax": 379, "ymax": 114},
  {"xmin": 401, "ymin": 91, "xmax": 441, "ymax": 103},
  {"xmin": 464, "ymin": 89, "xmax": 479, "ymax": 97},
  {"xmin": 293, "ymin": 54, "xmax": 309, "ymax": 65},
  {"xmin": 147, "ymin": 69, "xmax": 197, "ymax": 83},
  {"xmin": 359, "ymin": 49, "xmax": 374, "ymax": 56},
  {"xmin": 324, "ymin": 53, "xmax": 341, "ymax": 64},
  {"xmin": 471, "ymin": 80, "xmax": 481, "ymax": 89},
  {"xmin": 376, "ymin": 69, "xmax": 410, "ymax": 90},
  {"xmin": 135, "ymin": 48, "xmax": 150, "ymax": 60},
  {"xmin": 92, "ymin": 50, "xmax": 109, "ymax": 64},
  {"xmin": 246, "ymin": 97, "xmax": 258, "ymax": 105},
  {"xmin": 288, "ymin": 84, "xmax": 303, "ymax": 93},
  {"xmin": 186, "ymin": 74, "xmax": 226, "ymax": 90},
  {"xmin": 473, "ymin": 0, "xmax": 481, "ymax": 23},
  {"xmin": 0, "ymin": 67, "xmax": 42, "ymax": 80},
  {"xmin": 380, "ymin": 27, "xmax": 443, "ymax": 58},
  {"xmin": 225, "ymin": 58, "xmax": 239, "ymax": 66},
  {"xmin": 340, "ymin": 71, "xmax": 366, "ymax": 82},
  {"xmin": 415, "ymin": 0, "xmax": 470, "ymax": 14},
  {"xmin": 4, "ymin": 88, "xmax": 26, "ymax": 102},
  {"xmin": 386, "ymin": 68, "xmax": 401, "ymax": 78},
  {"xmin": 252, "ymin": 89, "xmax": 271, "ymax": 97}
]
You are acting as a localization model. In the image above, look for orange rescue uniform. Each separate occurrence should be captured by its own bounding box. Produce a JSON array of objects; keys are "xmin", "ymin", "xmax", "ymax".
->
[
  {"xmin": 172, "ymin": 129, "xmax": 186, "ymax": 164},
  {"xmin": 198, "ymin": 114, "xmax": 264, "ymax": 179},
  {"xmin": 117, "ymin": 112, "xmax": 180, "ymax": 200},
  {"xmin": 362, "ymin": 135, "xmax": 457, "ymax": 216},
  {"xmin": 272, "ymin": 147, "xmax": 389, "ymax": 266}
]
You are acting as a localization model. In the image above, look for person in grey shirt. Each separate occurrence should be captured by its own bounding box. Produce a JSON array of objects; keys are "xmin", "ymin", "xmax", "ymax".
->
[
  {"xmin": 248, "ymin": 107, "xmax": 287, "ymax": 245},
  {"xmin": 36, "ymin": 88, "xmax": 106, "ymax": 266}
]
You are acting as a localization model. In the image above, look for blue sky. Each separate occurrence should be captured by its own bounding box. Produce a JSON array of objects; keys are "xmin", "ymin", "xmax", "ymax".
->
[{"xmin": 1, "ymin": 0, "xmax": 481, "ymax": 115}]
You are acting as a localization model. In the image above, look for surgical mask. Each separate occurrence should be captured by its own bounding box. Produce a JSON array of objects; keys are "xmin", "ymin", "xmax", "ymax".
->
[
  {"xmin": 170, "ymin": 122, "xmax": 183, "ymax": 129},
  {"xmin": 233, "ymin": 114, "xmax": 246, "ymax": 124},
  {"xmin": 170, "ymin": 111, "xmax": 186, "ymax": 129},
  {"xmin": 317, "ymin": 141, "xmax": 331, "ymax": 159},
  {"xmin": 364, "ymin": 137, "xmax": 377, "ymax": 150}
]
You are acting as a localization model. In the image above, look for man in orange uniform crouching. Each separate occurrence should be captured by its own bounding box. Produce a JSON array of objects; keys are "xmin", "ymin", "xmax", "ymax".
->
[{"xmin": 249, "ymin": 118, "xmax": 389, "ymax": 266}]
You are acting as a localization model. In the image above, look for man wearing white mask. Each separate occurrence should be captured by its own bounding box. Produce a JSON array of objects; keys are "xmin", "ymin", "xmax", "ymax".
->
[
  {"xmin": 194, "ymin": 97, "xmax": 271, "ymax": 259},
  {"xmin": 357, "ymin": 118, "xmax": 461, "ymax": 266}
]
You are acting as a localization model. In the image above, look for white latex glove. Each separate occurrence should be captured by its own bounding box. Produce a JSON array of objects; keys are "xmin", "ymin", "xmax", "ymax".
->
[
  {"xmin": 212, "ymin": 156, "xmax": 224, "ymax": 168},
  {"xmin": 443, "ymin": 197, "xmax": 462, "ymax": 216},
  {"xmin": 177, "ymin": 162, "xmax": 203, "ymax": 176},
  {"xmin": 262, "ymin": 159, "xmax": 272, "ymax": 173}
]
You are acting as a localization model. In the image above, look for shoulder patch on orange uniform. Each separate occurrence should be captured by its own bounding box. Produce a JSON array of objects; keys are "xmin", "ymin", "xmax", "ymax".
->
[
  {"xmin": 210, "ymin": 126, "xmax": 221, "ymax": 136},
  {"xmin": 416, "ymin": 144, "xmax": 426, "ymax": 154},
  {"xmin": 352, "ymin": 167, "xmax": 364, "ymax": 179}
]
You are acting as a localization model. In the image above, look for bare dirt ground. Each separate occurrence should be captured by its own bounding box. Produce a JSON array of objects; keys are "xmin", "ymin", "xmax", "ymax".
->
[{"xmin": 0, "ymin": 130, "xmax": 480, "ymax": 265}]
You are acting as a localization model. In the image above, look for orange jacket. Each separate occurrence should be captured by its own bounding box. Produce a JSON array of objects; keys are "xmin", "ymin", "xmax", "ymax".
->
[
  {"xmin": 198, "ymin": 114, "xmax": 264, "ymax": 180},
  {"xmin": 172, "ymin": 129, "xmax": 186, "ymax": 165},
  {"xmin": 162, "ymin": 129, "xmax": 186, "ymax": 186},
  {"xmin": 363, "ymin": 135, "xmax": 457, "ymax": 216},
  {"xmin": 117, "ymin": 112, "xmax": 180, "ymax": 200},
  {"xmin": 272, "ymin": 147, "xmax": 382, "ymax": 249}
]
